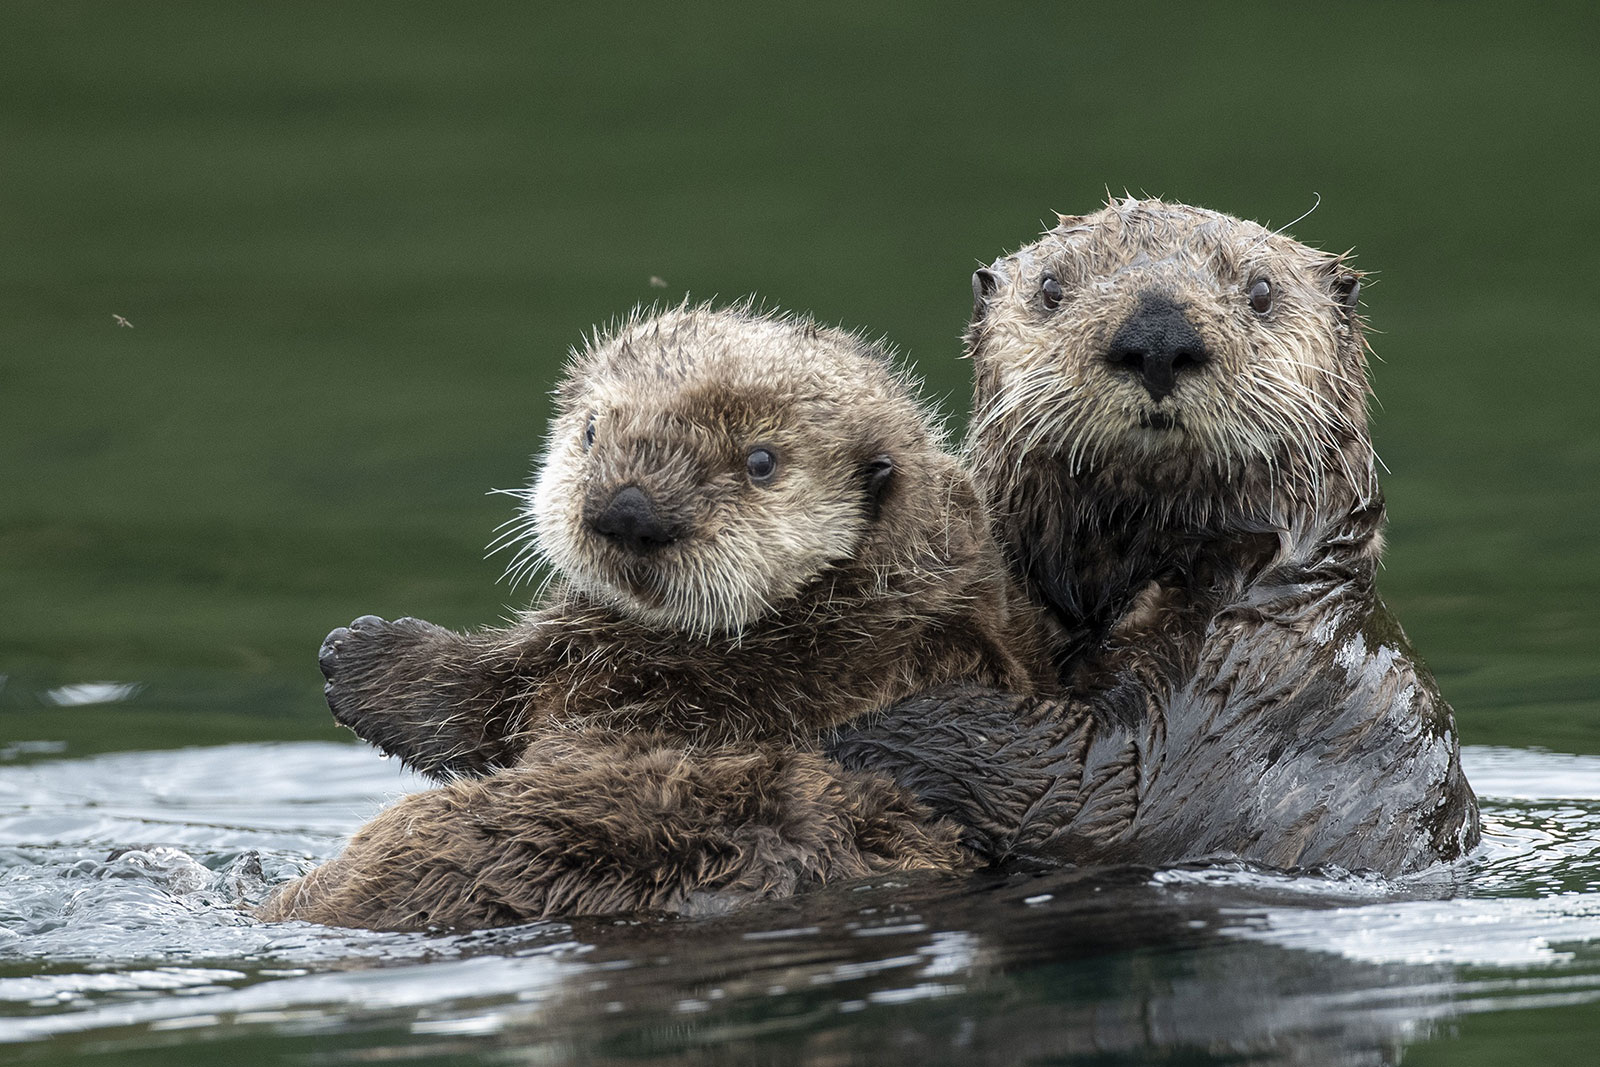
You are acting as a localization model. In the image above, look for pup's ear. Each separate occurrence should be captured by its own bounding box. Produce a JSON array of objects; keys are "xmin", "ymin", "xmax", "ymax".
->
[{"xmin": 863, "ymin": 454, "xmax": 894, "ymax": 521}]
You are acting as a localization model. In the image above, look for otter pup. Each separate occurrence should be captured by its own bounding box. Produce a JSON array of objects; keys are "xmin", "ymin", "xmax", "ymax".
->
[
  {"xmin": 833, "ymin": 198, "xmax": 1480, "ymax": 875},
  {"xmin": 262, "ymin": 304, "xmax": 1050, "ymax": 928}
]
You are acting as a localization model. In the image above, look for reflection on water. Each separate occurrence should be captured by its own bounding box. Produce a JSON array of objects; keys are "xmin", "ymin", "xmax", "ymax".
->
[
  {"xmin": 40, "ymin": 683, "xmax": 143, "ymax": 708},
  {"xmin": 1, "ymin": 743, "xmax": 1597, "ymax": 1065}
]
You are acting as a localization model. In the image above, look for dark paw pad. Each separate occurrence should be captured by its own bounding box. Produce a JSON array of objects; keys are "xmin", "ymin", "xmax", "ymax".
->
[
  {"xmin": 319, "ymin": 614, "xmax": 452, "ymax": 737},
  {"xmin": 320, "ymin": 615, "xmax": 432, "ymax": 732},
  {"xmin": 319, "ymin": 615, "xmax": 389, "ymax": 682}
]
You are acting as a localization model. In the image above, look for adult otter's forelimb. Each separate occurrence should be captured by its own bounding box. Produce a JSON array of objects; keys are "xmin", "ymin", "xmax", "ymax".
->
[{"xmin": 836, "ymin": 500, "xmax": 1481, "ymax": 876}]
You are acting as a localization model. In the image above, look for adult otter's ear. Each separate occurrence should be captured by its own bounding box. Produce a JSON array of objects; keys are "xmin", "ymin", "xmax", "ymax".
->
[
  {"xmin": 1323, "ymin": 261, "xmax": 1363, "ymax": 331},
  {"xmin": 863, "ymin": 454, "xmax": 895, "ymax": 521},
  {"xmin": 1333, "ymin": 270, "xmax": 1361, "ymax": 312},
  {"xmin": 967, "ymin": 255, "xmax": 1022, "ymax": 357},
  {"xmin": 971, "ymin": 266, "xmax": 1003, "ymax": 320},
  {"xmin": 966, "ymin": 255, "xmax": 1017, "ymax": 323}
]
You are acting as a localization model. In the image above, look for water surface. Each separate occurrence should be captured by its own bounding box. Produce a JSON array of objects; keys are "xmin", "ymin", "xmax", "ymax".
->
[{"xmin": 2, "ymin": 742, "xmax": 1596, "ymax": 1065}]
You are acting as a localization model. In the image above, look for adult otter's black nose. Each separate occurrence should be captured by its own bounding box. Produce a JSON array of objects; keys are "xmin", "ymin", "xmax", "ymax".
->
[
  {"xmin": 1105, "ymin": 295, "xmax": 1211, "ymax": 402},
  {"xmin": 590, "ymin": 485, "xmax": 676, "ymax": 553}
]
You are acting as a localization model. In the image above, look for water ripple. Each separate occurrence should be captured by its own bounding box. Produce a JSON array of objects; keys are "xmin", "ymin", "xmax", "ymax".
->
[{"xmin": 0, "ymin": 742, "xmax": 1596, "ymax": 1065}]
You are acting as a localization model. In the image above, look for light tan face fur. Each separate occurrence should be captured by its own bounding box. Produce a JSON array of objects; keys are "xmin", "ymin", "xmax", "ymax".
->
[
  {"xmin": 506, "ymin": 307, "xmax": 923, "ymax": 638},
  {"xmin": 969, "ymin": 198, "xmax": 1370, "ymax": 500}
]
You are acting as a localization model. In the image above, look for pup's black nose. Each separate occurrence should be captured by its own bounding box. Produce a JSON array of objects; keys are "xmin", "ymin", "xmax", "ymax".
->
[
  {"xmin": 589, "ymin": 485, "xmax": 676, "ymax": 553},
  {"xmin": 1105, "ymin": 295, "xmax": 1211, "ymax": 402}
]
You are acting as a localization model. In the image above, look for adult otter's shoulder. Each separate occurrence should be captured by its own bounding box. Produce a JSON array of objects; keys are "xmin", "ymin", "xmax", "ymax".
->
[
  {"xmin": 262, "ymin": 304, "xmax": 1051, "ymax": 928},
  {"xmin": 833, "ymin": 198, "xmax": 1480, "ymax": 875}
]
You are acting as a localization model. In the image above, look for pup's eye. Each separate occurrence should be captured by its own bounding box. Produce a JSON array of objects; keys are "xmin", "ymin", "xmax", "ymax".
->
[
  {"xmin": 746, "ymin": 447, "xmax": 778, "ymax": 484},
  {"xmin": 583, "ymin": 413, "xmax": 597, "ymax": 450},
  {"xmin": 1041, "ymin": 273, "xmax": 1064, "ymax": 310},
  {"xmin": 1248, "ymin": 278, "xmax": 1273, "ymax": 315}
]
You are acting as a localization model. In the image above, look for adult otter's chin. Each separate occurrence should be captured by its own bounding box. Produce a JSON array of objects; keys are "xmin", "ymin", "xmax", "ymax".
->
[{"xmin": 832, "ymin": 198, "xmax": 1480, "ymax": 876}]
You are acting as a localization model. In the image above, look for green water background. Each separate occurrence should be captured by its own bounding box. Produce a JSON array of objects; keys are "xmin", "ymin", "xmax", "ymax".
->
[{"xmin": 3, "ymin": 2, "xmax": 1596, "ymax": 758}]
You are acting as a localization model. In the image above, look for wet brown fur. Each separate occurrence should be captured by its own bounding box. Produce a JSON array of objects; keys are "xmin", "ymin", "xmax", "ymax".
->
[
  {"xmin": 261, "ymin": 305, "xmax": 1051, "ymax": 929},
  {"xmin": 262, "ymin": 731, "xmax": 968, "ymax": 927},
  {"xmin": 833, "ymin": 199, "xmax": 1481, "ymax": 875},
  {"xmin": 267, "ymin": 201, "xmax": 1483, "ymax": 930}
]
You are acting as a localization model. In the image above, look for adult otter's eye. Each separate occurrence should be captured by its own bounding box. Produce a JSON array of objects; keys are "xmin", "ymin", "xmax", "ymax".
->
[
  {"xmin": 583, "ymin": 413, "xmax": 597, "ymax": 450},
  {"xmin": 1041, "ymin": 273, "xmax": 1064, "ymax": 310},
  {"xmin": 1248, "ymin": 278, "xmax": 1273, "ymax": 315},
  {"xmin": 746, "ymin": 447, "xmax": 778, "ymax": 485}
]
